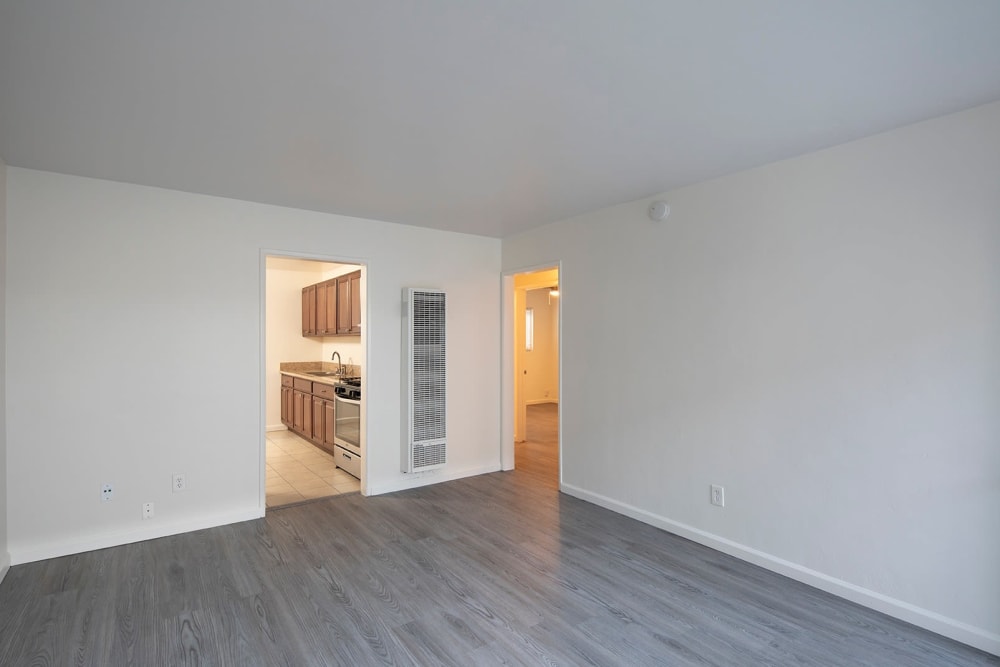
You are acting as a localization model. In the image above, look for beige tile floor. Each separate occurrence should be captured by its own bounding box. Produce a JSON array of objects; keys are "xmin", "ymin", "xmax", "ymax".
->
[{"xmin": 266, "ymin": 429, "xmax": 360, "ymax": 508}]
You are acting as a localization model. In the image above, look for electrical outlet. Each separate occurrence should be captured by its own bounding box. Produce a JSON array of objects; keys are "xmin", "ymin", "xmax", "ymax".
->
[
  {"xmin": 710, "ymin": 484, "xmax": 725, "ymax": 507},
  {"xmin": 172, "ymin": 473, "xmax": 186, "ymax": 493},
  {"xmin": 101, "ymin": 484, "xmax": 114, "ymax": 502},
  {"xmin": 142, "ymin": 502, "xmax": 154, "ymax": 520}
]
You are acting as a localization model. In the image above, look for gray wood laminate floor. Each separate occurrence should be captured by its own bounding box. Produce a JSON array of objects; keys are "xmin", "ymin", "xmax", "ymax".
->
[{"xmin": 0, "ymin": 404, "xmax": 995, "ymax": 665}]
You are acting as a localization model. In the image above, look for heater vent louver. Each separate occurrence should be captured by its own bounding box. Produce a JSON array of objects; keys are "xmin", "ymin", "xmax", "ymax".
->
[{"xmin": 402, "ymin": 288, "xmax": 447, "ymax": 472}]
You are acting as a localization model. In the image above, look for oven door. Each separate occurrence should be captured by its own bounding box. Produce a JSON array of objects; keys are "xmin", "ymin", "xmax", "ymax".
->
[{"xmin": 334, "ymin": 395, "xmax": 361, "ymax": 454}]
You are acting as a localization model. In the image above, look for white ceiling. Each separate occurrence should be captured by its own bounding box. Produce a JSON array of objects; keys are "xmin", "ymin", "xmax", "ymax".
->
[{"xmin": 2, "ymin": 1, "xmax": 999, "ymax": 238}]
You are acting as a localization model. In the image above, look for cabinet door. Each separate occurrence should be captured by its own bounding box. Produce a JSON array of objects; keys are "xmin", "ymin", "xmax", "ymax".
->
[
  {"xmin": 302, "ymin": 285, "xmax": 317, "ymax": 336},
  {"xmin": 324, "ymin": 281, "xmax": 338, "ymax": 336},
  {"xmin": 349, "ymin": 271, "xmax": 361, "ymax": 334},
  {"xmin": 301, "ymin": 391, "xmax": 313, "ymax": 439},
  {"xmin": 316, "ymin": 280, "xmax": 328, "ymax": 335},
  {"xmin": 281, "ymin": 386, "xmax": 293, "ymax": 426},
  {"xmin": 312, "ymin": 396, "xmax": 325, "ymax": 443},
  {"xmin": 337, "ymin": 275, "xmax": 351, "ymax": 334},
  {"xmin": 292, "ymin": 390, "xmax": 305, "ymax": 433},
  {"xmin": 324, "ymin": 399, "xmax": 336, "ymax": 448}
]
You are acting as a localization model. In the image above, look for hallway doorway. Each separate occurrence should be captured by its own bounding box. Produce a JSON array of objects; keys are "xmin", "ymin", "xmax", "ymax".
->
[{"xmin": 507, "ymin": 265, "xmax": 560, "ymax": 483}]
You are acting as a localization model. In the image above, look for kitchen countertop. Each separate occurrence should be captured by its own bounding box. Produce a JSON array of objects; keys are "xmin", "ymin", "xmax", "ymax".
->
[{"xmin": 280, "ymin": 361, "xmax": 360, "ymax": 387}]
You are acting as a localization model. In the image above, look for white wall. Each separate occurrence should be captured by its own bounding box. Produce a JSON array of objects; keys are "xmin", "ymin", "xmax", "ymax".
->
[
  {"xmin": 523, "ymin": 288, "xmax": 558, "ymax": 403},
  {"xmin": 0, "ymin": 155, "xmax": 8, "ymax": 584},
  {"xmin": 6, "ymin": 170, "xmax": 502, "ymax": 563},
  {"xmin": 502, "ymin": 101, "xmax": 1000, "ymax": 654}
]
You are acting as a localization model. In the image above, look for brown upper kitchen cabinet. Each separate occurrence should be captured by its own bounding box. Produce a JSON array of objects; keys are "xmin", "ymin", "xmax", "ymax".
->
[
  {"xmin": 301, "ymin": 284, "xmax": 317, "ymax": 336},
  {"xmin": 315, "ymin": 279, "xmax": 329, "ymax": 335},
  {"xmin": 323, "ymin": 280, "xmax": 338, "ymax": 335},
  {"xmin": 301, "ymin": 270, "xmax": 361, "ymax": 338},
  {"xmin": 349, "ymin": 271, "xmax": 361, "ymax": 333},
  {"xmin": 337, "ymin": 270, "xmax": 362, "ymax": 335}
]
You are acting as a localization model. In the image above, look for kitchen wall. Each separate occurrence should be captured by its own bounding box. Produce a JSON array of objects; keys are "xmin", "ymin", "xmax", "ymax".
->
[
  {"xmin": 0, "ymin": 155, "xmax": 8, "ymax": 584},
  {"xmin": 5, "ymin": 170, "xmax": 502, "ymax": 563},
  {"xmin": 321, "ymin": 339, "xmax": 362, "ymax": 374},
  {"xmin": 502, "ymin": 101, "xmax": 1000, "ymax": 654},
  {"xmin": 523, "ymin": 288, "xmax": 559, "ymax": 404},
  {"xmin": 264, "ymin": 257, "xmax": 332, "ymax": 430}
]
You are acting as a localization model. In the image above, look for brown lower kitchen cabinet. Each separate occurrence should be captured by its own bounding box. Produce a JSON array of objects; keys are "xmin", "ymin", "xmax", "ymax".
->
[
  {"xmin": 323, "ymin": 400, "xmax": 336, "ymax": 449},
  {"xmin": 280, "ymin": 376, "xmax": 294, "ymax": 428},
  {"xmin": 282, "ymin": 374, "xmax": 337, "ymax": 454},
  {"xmin": 292, "ymin": 387, "xmax": 312, "ymax": 440},
  {"xmin": 312, "ymin": 395, "xmax": 324, "ymax": 444},
  {"xmin": 312, "ymin": 394, "xmax": 339, "ymax": 452}
]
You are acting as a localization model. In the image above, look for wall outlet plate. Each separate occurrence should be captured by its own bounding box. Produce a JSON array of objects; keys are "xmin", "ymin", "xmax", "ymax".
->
[
  {"xmin": 101, "ymin": 484, "xmax": 114, "ymax": 502},
  {"xmin": 711, "ymin": 484, "xmax": 725, "ymax": 507},
  {"xmin": 142, "ymin": 502, "xmax": 154, "ymax": 519},
  {"xmin": 172, "ymin": 473, "xmax": 186, "ymax": 493}
]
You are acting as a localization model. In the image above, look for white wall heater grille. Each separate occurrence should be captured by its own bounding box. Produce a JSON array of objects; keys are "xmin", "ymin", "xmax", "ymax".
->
[{"xmin": 402, "ymin": 288, "xmax": 447, "ymax": 472}]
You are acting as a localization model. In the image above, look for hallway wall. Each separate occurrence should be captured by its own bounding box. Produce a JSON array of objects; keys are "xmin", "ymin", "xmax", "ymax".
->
[{"xmin": 523, "ymin": 288, "xmax": 559, "ymax": 404}]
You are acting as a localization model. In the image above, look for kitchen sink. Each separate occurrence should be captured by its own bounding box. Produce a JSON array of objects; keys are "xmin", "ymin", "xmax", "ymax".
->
[{"xmin": 305, "ymin": 371, "xmax": 341, "ymax": 377}]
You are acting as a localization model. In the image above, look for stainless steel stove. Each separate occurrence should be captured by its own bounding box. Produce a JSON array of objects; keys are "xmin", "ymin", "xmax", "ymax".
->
[{"xmin": 334, "ymin": 377, "xmax": 361, "ymax": 478}]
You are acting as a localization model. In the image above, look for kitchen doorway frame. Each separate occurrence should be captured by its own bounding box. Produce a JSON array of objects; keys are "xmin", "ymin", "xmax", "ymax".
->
[
  {"xmin": 259, "ymin": 249, "xmax": 370, "ymax": 509},
  {"xmin": 501, "ymin": 261, "xmax": 563, "ymax": 486}
]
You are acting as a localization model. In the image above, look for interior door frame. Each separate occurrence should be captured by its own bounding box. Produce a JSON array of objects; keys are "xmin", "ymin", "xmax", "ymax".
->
[
  {"xmin": 259, "ymin": 249, "xmax": 369, "ymax": 507},
  {"xmin": 501, "ymin": 262, "xmax": 562, "ymax": 481}
]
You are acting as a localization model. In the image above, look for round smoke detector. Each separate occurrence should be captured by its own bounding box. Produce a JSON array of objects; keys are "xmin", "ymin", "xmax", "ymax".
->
[{"xmin": 648, "ymin": 200, "xmax": 670, "ymax": 221}]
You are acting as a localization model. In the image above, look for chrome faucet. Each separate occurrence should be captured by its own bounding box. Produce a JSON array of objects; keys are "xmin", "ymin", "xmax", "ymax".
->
[{"xmin": 330, "ymin": 351, "xmax": 343, "ymax": 375}]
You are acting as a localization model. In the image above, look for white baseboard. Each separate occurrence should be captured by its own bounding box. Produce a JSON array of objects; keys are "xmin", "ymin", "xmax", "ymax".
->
[
  {"xmin": 10, "ymin": 507, "xmax": 264, "ymax": 565},
  {"xmin": 560, "ymin": 482, "xmax": 1000, "ymax": 657},
  {"xmin": 0, "ymin": 551, "xmax": 10, "ymax": 585},
  {"xmin": 367, "ymin": 462, "xmax": 502, "ymax": 496}
]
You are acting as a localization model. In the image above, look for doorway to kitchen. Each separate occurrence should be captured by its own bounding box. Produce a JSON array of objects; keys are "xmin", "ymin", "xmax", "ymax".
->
[
  {"xmin": 504, "ymin": 265, "xmax": 561, "ymax": 487},
  {"xmin": 262, "ymin": 254, "xmax": 367, "ymax": 510}
]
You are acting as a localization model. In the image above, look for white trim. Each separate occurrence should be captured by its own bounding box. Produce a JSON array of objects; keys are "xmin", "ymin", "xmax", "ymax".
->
[
  {"xmin": 9, "ymin": 508, "xmax": 263, "ymax": 566},
  {"xmin": 560, "ymin": 482, "xmax": 1000, "ymax": 657},
  {"xmin": 0, "ymin": 552, "xmax": 10, "ymax": 585},
  {"xmin": 500, "ymin": 274, "xmax": 515, "ymax": 470},
  {"xmin": 366, "ymin": 463, "xmax": 502, "ymax": 496}
]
